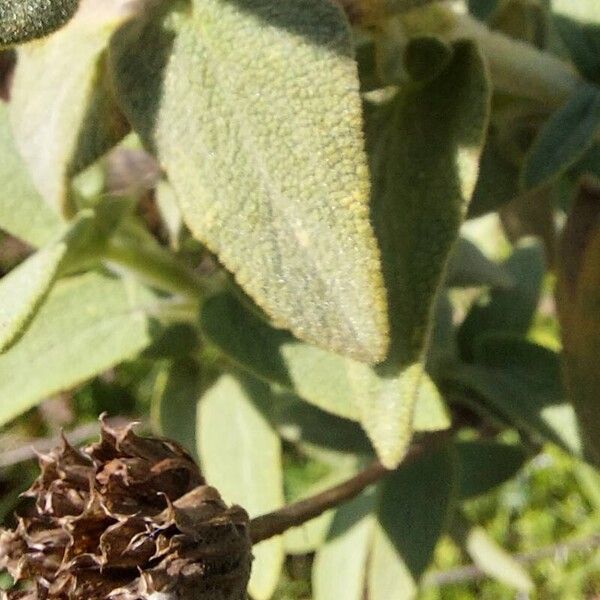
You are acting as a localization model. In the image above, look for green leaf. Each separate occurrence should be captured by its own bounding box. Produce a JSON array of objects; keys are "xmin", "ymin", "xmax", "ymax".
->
[
  {"xmin": 0, "ymin": 0, "xmax": 79, "ymax": 46},
  {"xmin": 368, "ymin": 446, "xmax": 457, "ymax": 600},
  {"xmin": 0, "ymin": 208, "xmax": 122, "ymax": 354},
  {"xmin": 522, "ymin": 84, "xmax": 600, "ymax": 190},
  {"xmin": 151, "ymin": 357, "xmax": 202, "ymax": 458},
  {"xmin": 0, "ymin": 103, "xmax": 63, "ymax": 247},
  {"xmin": 110, "ymin": 0, "xmax": 388, "ymax": 363},
  {"xmin": 201, "ymin": 292, "xmax": 450, "ymax": 467},
  {"xmin": 0, "ymin": 242, "xmax": 66, "ymax": 354},
  {"xmin": 552, "ymin": 1, "xmax": 600, "ymax": 82},
  {"xmin": 197, "ymin": 373, "xmax": 285, "ymax": 600},
  {"xmin": 556, "ymin": 178, "xmax": 600, "ymax": 465},
  {"xmin": 360, "ymin": 40, "xmax": 489, "ymax": 465},
  {"xmin": 273, "ymin": 393, "xmax": 371, "ymax": 455},
  {"xmin": 468, "ymin": 136, "xmax": 519, "ymax": 218},
  {"xmin": 313, "ymin": 491, "xmax": 375, "ymax": 600},
  {"xmin": 456, "ymin": 440, "xmax": 527, "ymax": 499},
  {"xmin": 0, "ymin": 272, "xmax": 159, "ymax": 426},
  {"xmin": 466, "ymin": 527, "xmax": 534, "ymax": 592},
  {"xmin": 201, "ymin": 292, "xmax": 358, "ymax": 420},
  {"xmin": 458, "ymin": 238, "xmax": 545, "ymax": 360},
  {"xmin": 445, "ymin": 237, "xmax": 513, "ymax": 289},
  {"xmin": 9, "ymin": 0, "xmax": 132, "ymax": 215},
  {"xmin": 447, "ymin": 335, "xmax": 583, "ymax": 455},
  {"xmin": 283, "ymin": 453, "xmax": 362, "ymax": 555}
]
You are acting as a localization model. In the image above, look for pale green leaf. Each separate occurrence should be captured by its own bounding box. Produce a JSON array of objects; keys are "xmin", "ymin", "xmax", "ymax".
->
[
  {"xmin": 197, "ymin": 374, "xmax": 285, "ymax": 600},
  {"xmin": 0, "ymin": 103, "xmax": 63, "ymax": 247},
  {"xmin": 411, "ymin": 374, "xmax": 451, "ymax": 432},
  {"xmin": 466, "ymin": 527, "xmax": 534, "ymax": 592},
  {"xmin": 522, "ymin": 84, "xmax": 600, "ymax": 190},
  {"xmin": 0, "ymin": 242, "xmax": 66, "ymax": 354},
  {"xmin": 456, "ymin": 440, "xmax": 527, "ymax": 499},
  {"xmin": 369, "ymin": 446, "xmax": 457, "ymax": 600},
  {"xmin": 151, "ymin": 357, "xmax": 201, "ymax": 458},
  {"xmin": 9, "ymin": 0, "xmax": 132, "ymax": 215},
  {"xmin": 110, "ymin": 0, "xmax": 388, "ymax": 363},
  {"xmin": 0, "ymin": 272, "xmax": 158, "ymax": 426},
  {"xmin": 0, "ymin": 208, "xmax": 120, "ymax": 354},
  {"xmin": 313, "ymin": 492, "xmax": 375, "ymax": 600},
  {"xmin": 0, "ymin": 0, "xmax": 79, "ymax": 46}
]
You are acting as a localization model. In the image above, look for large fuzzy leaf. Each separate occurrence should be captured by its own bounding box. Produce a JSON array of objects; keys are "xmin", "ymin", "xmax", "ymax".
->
[
  {"xmin": 9, "ymin": 0, "xmax": 132, "ymax": 215},
  {"xmin": 0, "ymin": 272, "xmax": 159, "ymax": 426},
  {"xmin": 110, "ymin": 0, "xmax": 388, "ymax": 363},
  {"xmin": 198, "ymin": 374, "xmax": 285, "ymax": 600},
  {"xmin": 0, "ymin": 0, "xmax": 79, "ymax": 46}
]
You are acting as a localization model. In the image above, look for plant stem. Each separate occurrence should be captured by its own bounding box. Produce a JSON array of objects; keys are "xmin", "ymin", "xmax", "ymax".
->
[
  {"xmin": 104, "ymin": 237, "xmax": 207, "ymax": 301},
  {"xmin": 249, "ymin": 461, "xmax": 387, "ymax": 543},
  {"xmin": 249, "ymin": 437, "xmax": 433, "ymax": 544}
]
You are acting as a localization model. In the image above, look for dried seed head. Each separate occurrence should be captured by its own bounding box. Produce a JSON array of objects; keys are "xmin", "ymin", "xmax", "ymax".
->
[{"xmin": 0, "ymin": 419, "xmax": 252, "ymax": 600}]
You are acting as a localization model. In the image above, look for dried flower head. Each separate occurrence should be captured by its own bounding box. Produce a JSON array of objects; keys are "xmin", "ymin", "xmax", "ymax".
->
[{"xmin": 0, "ymin": 420, "xmax": 251, "ymax": 600}]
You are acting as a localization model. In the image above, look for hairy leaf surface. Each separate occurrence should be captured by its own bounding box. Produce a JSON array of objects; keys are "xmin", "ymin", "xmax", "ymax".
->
[
  {"xmin": 110, "ymin": 0, "xmax": 389, "ymax": 362},
  {"xmin": 9, "ymin": 0, "xmax": 132, "ymax": 215}
]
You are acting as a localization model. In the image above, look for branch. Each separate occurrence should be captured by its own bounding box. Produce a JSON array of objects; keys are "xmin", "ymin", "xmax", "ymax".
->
[
  {"xmin": 423, "ymin": 533, "xmax": 600, "ymax": 587},
  {"xmin": 249, "ymin": 436, "xmax": 434, "ymax": 544}
]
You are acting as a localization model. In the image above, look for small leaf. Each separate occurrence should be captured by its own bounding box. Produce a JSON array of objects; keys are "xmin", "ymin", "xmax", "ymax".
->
[
  {"xmin": 9, "ymin": 0, "xmax": 133, "ymax": 215},
  {"xmin": 313, "ymin": 491, "xmax": 375, "ymax": 600},
  {"xmin": 110, "ymin": 0, "xmax": 388, "ymax": 363},
  {"xmin": 445, "ymin": 237, "xmax": 513, "ymax": 289},
  {"xmin": 368, "ymin": 446, "xmax": 457, "ymax": 600},
  {"xmin": 198, "ymin": 373, "xmax": 285, "ymax": 600},
  {"xmin": 151, "ymin": 357, "xmax": 202, "ymax": 458},
  {"xmin": 458, "ymin": 238, "xmax": 545, "ymax": 360},
  {"xmin": 553, "ymin": 0, "xmax": 600, "ymax": 82},
  {"xmin": 522, "ymin": 83, "xmax": 600, "ymax": 190},
  {"xmin": 0, "ymin": 103, "xmax": 63, "ymax": 247},
  {"xmin": 0, "ymin": 272, "xmax": 159, "ymax": 426},
  {"xmin": 468, "ymin": 136, "xmax": 519, "ymax": 218},
  {"xmin": 0, "ymin": 0, "xmax": 79, "ymax": 47},
  {"xmin": 466, "ymin": 527, "xmax": 534, "ymax": 592},
  {"xmin": 456, "ymin": 440, "xmax": 527, "ymax": 499},
  {"xmin": 556, "ymin": 177, "xmax": 600, "ymax": 465},
  {"xmin": 447, "ymin": 335, "xmax": 583, "ymax": 455}
]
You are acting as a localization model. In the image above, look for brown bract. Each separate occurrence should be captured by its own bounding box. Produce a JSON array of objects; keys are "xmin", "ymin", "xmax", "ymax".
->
[{"xmin": 0, "ymin": 419, "xmax": 251, "ymax": 600}]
